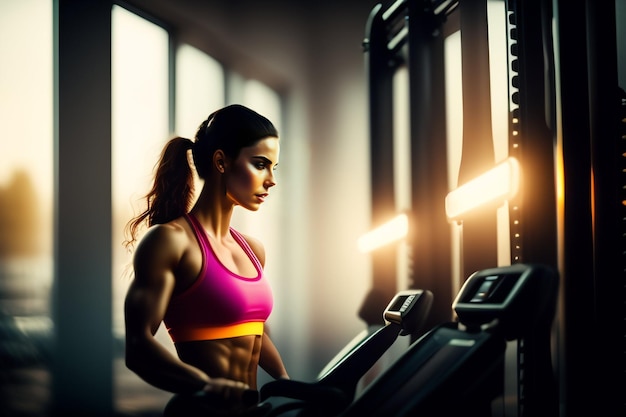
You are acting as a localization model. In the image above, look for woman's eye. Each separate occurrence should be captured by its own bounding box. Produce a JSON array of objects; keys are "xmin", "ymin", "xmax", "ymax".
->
[{"xmin": 255, "ymin": 162, "xmax": 266, "ymax": 170}]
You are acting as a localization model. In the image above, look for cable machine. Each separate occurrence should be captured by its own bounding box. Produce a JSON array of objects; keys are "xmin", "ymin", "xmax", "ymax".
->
[{"xmin": 363, "ymin": 0, "xmax": 624, "ymax": 415}]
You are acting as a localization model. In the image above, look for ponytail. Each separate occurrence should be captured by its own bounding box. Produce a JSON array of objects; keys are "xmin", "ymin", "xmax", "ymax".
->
[{"xmin": 124, "ymin": 137, "xmax": 194, "ymax": 250}]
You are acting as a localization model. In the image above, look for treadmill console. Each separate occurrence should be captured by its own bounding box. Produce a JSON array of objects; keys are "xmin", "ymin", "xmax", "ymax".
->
[
  {"xmin": 384, "ymin": 289, "xmax": 433, "ymax": 335},
  {"xmin": 452, "ymin": 263, "xmax": 558, "ymax": 338}
]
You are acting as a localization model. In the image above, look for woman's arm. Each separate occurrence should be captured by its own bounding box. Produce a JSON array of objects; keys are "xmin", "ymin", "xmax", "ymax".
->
[
  {"xmin": 260, "ymin": 331, "xmax": 289, "ymax": 380},
  {"xmin": 242, "ymin": 233, "xmax": 289, "ymax": 380},
  {"xmin": 124, "ymin": 223, "xmax": 212, "ymax": 393}
]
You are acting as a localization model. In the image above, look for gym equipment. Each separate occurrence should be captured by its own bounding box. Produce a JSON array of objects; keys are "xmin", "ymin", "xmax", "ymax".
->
[
  {"xmin": 258, "ymin": 288, "xmax": 433, "ymax": 417},
  {"xmin": 340, "ymin": 263, "xmax": 558, "ymax": 417}
]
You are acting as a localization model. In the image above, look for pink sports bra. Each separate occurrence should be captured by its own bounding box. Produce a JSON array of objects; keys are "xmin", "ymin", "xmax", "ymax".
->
[{"xmin": 163, "ymin": 213, "xmax": 274, "ymax": 343}]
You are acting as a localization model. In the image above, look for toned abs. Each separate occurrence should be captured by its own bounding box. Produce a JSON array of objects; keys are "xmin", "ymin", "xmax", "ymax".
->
[{"xmin": 175, "ymin": 335, "xmax": 263, "ymax": 390}]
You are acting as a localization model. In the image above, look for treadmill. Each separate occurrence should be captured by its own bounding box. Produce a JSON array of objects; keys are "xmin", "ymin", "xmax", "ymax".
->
[
  {"xmin": 340, "ymin": 263, "xmax": 559, "ymax": 417},
  {"xmin": 258, "ymin": 288, "xmax": 433, "ymax": 417}
]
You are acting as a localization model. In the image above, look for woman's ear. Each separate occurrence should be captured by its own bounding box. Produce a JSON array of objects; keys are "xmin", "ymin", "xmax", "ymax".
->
[{"xmin": 213, "ymin": 150, "xmax": 227, "ymax": 173}]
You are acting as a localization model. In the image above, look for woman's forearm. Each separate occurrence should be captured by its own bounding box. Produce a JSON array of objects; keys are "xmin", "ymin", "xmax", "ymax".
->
[
  {"xmin": 259, "ymin": 332, "xmax": 289, "ymax": 379},
  {"xmin": 126, "ymin": 337, "xmax": 209, "ymax": 393}
]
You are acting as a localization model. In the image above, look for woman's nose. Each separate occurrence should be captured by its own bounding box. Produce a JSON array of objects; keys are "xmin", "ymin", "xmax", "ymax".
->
[{"xmin": 265, "ymin": 171, "xmax": 277, "ymax": 188}]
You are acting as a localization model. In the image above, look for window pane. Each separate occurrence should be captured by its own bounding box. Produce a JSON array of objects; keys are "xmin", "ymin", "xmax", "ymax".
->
[
  {"xmin": 111, "ymin": 5, "xmax": 171, "ymax": 413},
  {"xmin": 0, "ymin": 0, "xmax": 53, "ymax": 415},
  {"xmin": 175, "ymin": 44, "xmax": 225, "ymax": 138}
]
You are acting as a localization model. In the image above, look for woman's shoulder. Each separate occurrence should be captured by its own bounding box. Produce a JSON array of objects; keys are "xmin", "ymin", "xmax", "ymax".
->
[
  {"xmin": 135, "ymin": 217, "xmax": 192, "ymax": 258},
  {"xmin": 233, "ymin": 229, "xmax": 266, "ymax": 267}
]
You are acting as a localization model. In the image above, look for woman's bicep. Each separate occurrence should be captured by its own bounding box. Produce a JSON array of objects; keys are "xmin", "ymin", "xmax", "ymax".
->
[
  {"xmin": 124, "ymin": 273, "xmax": 173, "ymax": 338},
  {"xmin": 125, "ymin": 226, "xmax": 179, "ymax": 338}
]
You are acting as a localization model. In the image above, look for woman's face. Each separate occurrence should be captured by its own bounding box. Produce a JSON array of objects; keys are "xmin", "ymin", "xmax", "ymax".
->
[{"xmin": 224, "ymin": 136, "xmax": 280, "ymax": 211}]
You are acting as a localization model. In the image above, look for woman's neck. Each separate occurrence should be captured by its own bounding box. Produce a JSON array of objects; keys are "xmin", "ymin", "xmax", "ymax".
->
[{"xmin": 189, "ymin": 185, "xmax": 235, "ymax": 239}]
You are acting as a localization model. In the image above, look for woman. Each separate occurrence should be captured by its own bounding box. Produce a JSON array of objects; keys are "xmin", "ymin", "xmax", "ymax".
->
[{"xmin": 123, "ymin": 104, "xmax": 289, "ymax": 416}]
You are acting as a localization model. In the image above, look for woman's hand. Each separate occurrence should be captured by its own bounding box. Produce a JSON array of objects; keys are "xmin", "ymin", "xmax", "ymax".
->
[{"xmin": 200, "ymin": 377, "xmax": 258, "ymax": 405}]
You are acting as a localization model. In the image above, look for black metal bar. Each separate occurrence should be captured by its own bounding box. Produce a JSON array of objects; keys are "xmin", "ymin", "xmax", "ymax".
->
[
  {"xmin": 364, "ymin": 2, "xmax": 401, "ymax": 310},
  {"xmin": 553, "ymin": 0, "xmax": 595, "ymax": 415},
  {"xmin": 407, "ymin": 0, "xmax": 453, "ymax": 332},
  {"xmin": 506, "ymin": 0, "xmax": 559, "ymax": 414},
  {"xmin": 586, "ymin": 0, "xmax": 624, "ymax": 415}
]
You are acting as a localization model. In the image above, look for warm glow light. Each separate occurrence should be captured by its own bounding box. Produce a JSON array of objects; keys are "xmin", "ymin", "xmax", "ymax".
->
[
  {"xmin": 445, "ymin": 157, "xmax": 521, "ymax": 221},
  {"xmin": 357, "ymin": 213, "xmax": 409, "ymax": 253}
]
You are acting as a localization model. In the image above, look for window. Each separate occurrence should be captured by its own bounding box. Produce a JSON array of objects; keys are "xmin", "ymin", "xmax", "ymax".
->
[
  {"xmin": 111, "ymin": 5, "xmax": 171, "ymax": 412},
  {"xmin": 0, "ymin": 0, "xmax": 54, "ymax": 415}
]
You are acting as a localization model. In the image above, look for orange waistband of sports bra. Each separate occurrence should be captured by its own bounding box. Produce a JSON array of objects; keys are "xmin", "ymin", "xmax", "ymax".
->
[{"xmin": 168, "ymin": 321, "xmax": 265, "ymax": 343}]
